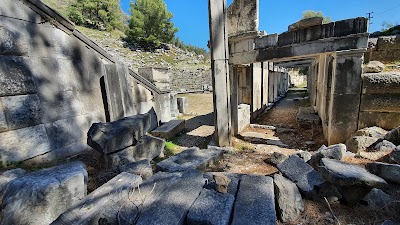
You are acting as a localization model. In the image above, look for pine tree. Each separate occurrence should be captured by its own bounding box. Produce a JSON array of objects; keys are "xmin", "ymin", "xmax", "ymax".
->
[
  {"xmin": 68, "ymin": 0, "xmax": 124, "ymax": 31},
  {"xmin": 125, "ymin": 0, "xmax": 178, "ymax": 46}
]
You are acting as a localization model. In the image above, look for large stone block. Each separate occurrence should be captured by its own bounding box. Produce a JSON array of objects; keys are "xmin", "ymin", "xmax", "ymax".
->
[
  {"xmin": 0, "ymin": 168, "xmax": 26, "ymax": 197},
  {"xmin": 0, "ymin": 26, "xmax": 28, "ymax": 56},
  {"xmin": 1, "ymin": 94, "xmax": 41, "ymax": 131},
  {"xmin": 367, "ymin": 162, "xmax": 400, "ymax": 184},
  {"xmin": 151, "ymin": 119, "xmax": 186, "ymax": 139},
  {"xmin": 359, "ymin": 112, "xmax": 400, "ymax": 131},
  {"xmin": 277, "ymin": 155, "xmax": 326, "ymax": 197},
  {"xmin": 39, "ymin": 90, "xmax": 83, "ymax": 123},
  {"xmin": 361, "ymin": 93, "xmax": 400, "ymax": 112},
  {"xmin": 51, "ymin": 172, "xmax": 143, "ymax": 225},
  {"xmin": 187, "ymin": 189, "xmax": 235, "ymax": 225},
  {"xmin": 136, "ymin": 170, "xmax": 205, "ymax": 225},
  {"xmin": 0, "ymin": 56, "xmax": 37, "ymax": 96},
  {"xmin": 362, "ymin": 73, "xmax": 400, "ymax": 94},
  {"xmin": 87, "ymin": 113, "xmax": 151, "ymax": 155},
  {"xmin": 177, "ymin": 97, "xmax": 189, "ymax": 114},
  {"xmin": 157, "ymin": 147, "xmax": 223, "ymax": 172},
  {"xmin": 106, "ymin": 135, "xmax": 164, "ymax": 169},
  {"xmin": 0, "ymin": 124, "xmax": 51, "ymax": 164},
  {"xmin": 227, "ymin": 0, "xmax": 259, "ymax": 36},
  {"xmin": 274, "ymin": 173, "xmax": 304, "ymax": 223},
  {"xmin": 118, "ymin": 159, "xmax": 153, "ymax": 180},
  {"xmin": 232, "ymin": 175, "xmax": 276, "ymax": 225},
  {"xmin": 77, "ymin": 88, "xmax": 105, "ymax": 116},
  {"xmin": 1, "ymin": 162, "xmax": 88, "ymax": 225},
  {"xmin": 377, "ymin": 35, "xmax": 400, "ymax": 50},
  {"xmin": 0, "ymin": 0, "xmax": 43, "ymax": 24},
  {"xmin": 139, "ymin": 67, "xmax": 170, "ymax": 83},
  {"xmin": 0, "ymin": 100, "xmax": 8, "ymax": 132},
  {"xmin": 237, "ymin": 104, "xmax": 250, "ymax": 133}
]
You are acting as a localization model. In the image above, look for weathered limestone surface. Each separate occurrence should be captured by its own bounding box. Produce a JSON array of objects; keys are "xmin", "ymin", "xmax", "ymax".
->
[
  {"xmin": 231, "ymin": 175, "xmax": 276, "ymax": 225},
  {"xmin": 118, "ymin": 159, "xmax": 153, "ymax": 180},
  {"xmin": 308, "ymin": 144, "xmax": 347, "ymax": 169},
  {"xmin": 136, "ymin": 170, "xmax": 205, "ymax": 225},
  {"xmin": 353, "ymin": 126, "xmax": 388, "ymax": 138},
  {"xmin": 237, "ymin": 104, "xmax": 250, "ymax": 133},
  {"xmin": 187, "ymin": 189, "xmax": 235, "ymax": 225},
  {"xmin": 277, "ymin": 155, "xmax": 325, "ymax": 196},
  {"xmin": 367, "ymin": 162, "xmax": 400, "ymax": 184},
  {"xmin": 346, "ymin": 136, "xmax": 379, "ymax": 153},
  {"xmin": 177, "ymin": 97, "xmax": 189, "ymax": 114},
  {"xmin": 364, "ymin": 61, "xmax": 385, "ymax": 73},
  {"xmin": 150, "ymin": 119, "xmax": 185, "ymax": 139},
  {"xmin": 227, "ymin": 0, "xmax": 259, "ymax": 36},
  {"xmin": 87, "ymin": 113, "xmax": 151, "ymax": 155},
  {"xmin": 361, "ymin": 188, "xmax": 393, "ymax": 208},
  {"xmin": 0, "ymin": 26, "xmax": 28, "ymax": 56},
  {"xmin": 297, "ymin": 107, "xmax": 321, "ymax": 129},
  {"xmin": 204, "ymin": 172, "xmax": 240, "ymax": 196},
  {"xmin": 288, "ymin": 17, "xmax": 323, "ymax": 31},
  {"xmin": 274, "ymin": 173, "xmax": 304, "ymax": 223},
  {"xmin": 157, "ymin": 147, "xmax": 223, "ymax": 172},
  {"xmin": 51, "ymin": 172, "xmax": 143, "ymax": 225},
  {"xmin": 2, "ymin": 162, "xmax": 88, "ymax": 225},
  {"xmin": 384, "ymin": 127, "xmax": 400, "ymax": 145},
  {"xmin": 0, "ymin": 168, "xmax": 26, "ymax": 196},
  {"xmin": 105, "ymin": 135, "xmax": 164, "ymax": 169}
]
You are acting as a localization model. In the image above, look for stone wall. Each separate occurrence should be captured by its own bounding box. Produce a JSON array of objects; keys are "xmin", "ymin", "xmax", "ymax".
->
[
  {"xmin": 0, "ymin": 0, "xmax": 153, "ymax": 165},
  {"xmin": 359, "ymin": 73, "xmax": 400, "ymax": 130},
  {"xmin": 365, "ymin": 35, "xmax": 400, "ymax": 63},
  {"xmin": 170, "ymin": 69, "xmax": 212, "ymax": 92}
]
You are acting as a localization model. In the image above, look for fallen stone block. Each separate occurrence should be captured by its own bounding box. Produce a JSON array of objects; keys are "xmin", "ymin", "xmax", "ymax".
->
[
  {"xmin": 87, "ymin": 113, "xmax": 151, "ymax": 155},
  {"xmin": 2, "ymin": 162, "xmax": 88, "ymax": 225},
  {"xmin": 241, "ymin": 132, "xmax": 288, "ymax": 147},
  {"xmin": 187, "ymin": 189, "xmax": 235, "ymax": 225},
  {"xmin": 274, "ymin": 173, "xmax": 304, "ymax": 223},
  {"xmin": 389, "ymin": 146, "xmax": 400, "ymax": 163},
  {"xmin": 204, "ymin": 172, "xmax": 240, "ymax": 196},
  {"xmin": 296, "ymin": 107, "xmax": 321, "ymax": 129},
  {"xmin": 368, "ymin": 140, "xmax": 396, "ymax": 152},
  {"xmin": 308, "ymin": 144, "xmax": 347, "ymax": 169},
  {"xmin": 118, "ymin": 159, "xmax": 153, "ymax": 180},
  {"xmin": 105, "ymin": 135, "xmax": 164, "ymax": 169},
  {"xmin": 136, "ymin": 170, "xmax": 205, "ymax": 225},
  {"xmin": 157, "ymin": 147, "xmax": 223, "ymax": 172},
  {"xmin": 0, "ymin": 168, "xmax": 26, "ymax": 196},
  {"xmin": 384, "ymin": 126, "xmax": 400, "ymax": 145},
  {"xmin": 364, "ymin": 61, "xmax": 385, "ymax": 73},
  {"xmin": 231, "ymin": 175, "xmax": 276, "ymax": 225},
  {"xmin": 353, "ymin": 126, "xmax": 388, "ymax": 138},
  {"xmin": 296, "ymin": 150, "xmax": 312, "ymax": 162},
  {"xmin": 150, "ymin": 119, "xmax": 185, "ymax": 139},
  {"xmin": 277, "ymin": 155, "xmax": 326, "ymax": 197},
  {"xmin": 319, "ymin": 158, "xmax": 387, "ymax": 188},
  {"xmin": 366, "ymin": 162, "xmax": 400, "ymax": 185},
  {"xmin": 346, "ymin": 136, "xmax": 379, "ymax": 153},
  {"xmin": 288, "ymin": 17, "xmax": 323, "ymax": 31},
  {"xmin": 265, "ymin": 152, "xmax": 288, "ymax": 166},
  {"xmin": 361, "ymin": 188, "xmax": 393, "ymax": 209}
]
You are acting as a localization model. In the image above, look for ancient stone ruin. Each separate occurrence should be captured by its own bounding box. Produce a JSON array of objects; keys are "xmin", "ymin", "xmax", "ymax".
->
[{"xmin": 1, "ymin": 0, "xmax": 400, "ymax": 224}]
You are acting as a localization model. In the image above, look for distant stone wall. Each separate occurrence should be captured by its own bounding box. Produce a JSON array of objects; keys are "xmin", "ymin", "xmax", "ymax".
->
[
  {"xmin": 365, "ymin": 35, "xmax": 400, "ymax": 63},
  {"xmin": 0, "ymin": 0, "xmax": 153, "ymax": 165},
  {"xmin": 170, "ymin": 69, "xmax": 212, "ymax": 92},
  {"xmin": 359, "ymin": 73, "xmax": 400, "ymax": 130}
]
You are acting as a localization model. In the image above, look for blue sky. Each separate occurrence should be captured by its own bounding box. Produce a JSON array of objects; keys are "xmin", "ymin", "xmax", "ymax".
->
[{"xmin": 120, "ymin": 0, "xmax": 400, "ymax": 49}]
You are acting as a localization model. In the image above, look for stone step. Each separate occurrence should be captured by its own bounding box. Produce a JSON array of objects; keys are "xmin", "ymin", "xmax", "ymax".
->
[
  {"xmin": 150, "ymin": 119, "xmax": 186, "ymax": 139},
  {"xmin": 157, "ymin": 147, "xmax": 223, "ymax": 172},
  {"xmin": 231, "ymin": 175, "xmax": 276, "ymax": 225},
  {"xmin": 135, "ymin": 170, "xmax": 205, "ymax": 225}
]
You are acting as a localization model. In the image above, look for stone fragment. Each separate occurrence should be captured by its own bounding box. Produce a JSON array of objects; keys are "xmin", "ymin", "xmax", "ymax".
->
[
  {"xmin": 364, "ymin": 61, "xmax": 385, "ymax": 73},
  {"xmin": 296, "ymin": 151, "xmax": 312, "ymax": 162},
  {"xmin": 361, "ymin": 188, "xmax": 393, "ymax": 208},
  {"xmin": 277, "ymin": 155, "xmax": 326, "ymax": 197},
  {"xmin": 241, "ymin": 132, "xmax": 288, "ymax": 147},
  {"xmin": 204, "ymin": 172, "xmax": 240, "ymax": 196},
  {"xmin": 319, "ymin": 158, "xmax": 387, "ymax": 187},
  {"xmin": 0, "ymin": 168, "xmax": 26, "ymax": 196},
  {"xmin": 136, "ymin": 170, "xmax": 205, "ymax": 225},
  {"xmin": 157, "ymin": 147, "xmax": 223, "ymax": 172},
  {"xmin": 296, "ymin": 107, "xmax": 321, "ymax": 129},
  {"xmin": 105, "ymin": 135, "xmax": 164, "ymax": 169},
  {"xmin": 353, "ymin": 126, "xmax": 388, "ymax": 138},
  {"xmin": 389, "ymin": 146, "xmax": 400, "ymax": 163},
  {"xmin": 2, "ymin": 162, "xmax": 88, "ymax": 225},
  {"xmin": 231, "ymin": 175, "xmax": 276, "ymax": 225},
  {"xmin": 368, "ymin": 140, "xmax": 396, "ymax": 152},
  {"xmin": 118, "ymin": 159, "xmax": 153, "ymax": 180},
  {"xmin": 288, "ymin": 17, "xmax": 323, "ymax": 31},
  {"xmin": 384, "ymin": 127, "xmax": 400, "ymax": 145},
  {"xmin": 274, "ymin": 173, "xmax": 304, "ymax": 223},
  {"xmin": 308, "ymin": 144, "xmax": 347, "ymax": 169},
  {"xmin": 346, "ymin": 136, "xmax": 379, "ymax": 153},
  {"xmin": 150, "ymin": 119, "xmax": 186, "ymax": 139},
  {"xmin": 187, "ymin": 189, "xmax": 235, "ymax": 225},
  {"xmin": 367, "ymin": 162, "xmax": 400, "ymax": 184},
  {"xmin": 177, "ymin": 97, "xmax": 189, "ymax": 114},
  {"xmin": 87, "ymin": 113, "xmax": 151, "ymax": 155},
  {"xmin": 51, "ymin": 172, "xmax": 143, "ymax": 225},
  {"xmin": 265, "ymin": 152, "xmax": 288, "ymax": 166}
]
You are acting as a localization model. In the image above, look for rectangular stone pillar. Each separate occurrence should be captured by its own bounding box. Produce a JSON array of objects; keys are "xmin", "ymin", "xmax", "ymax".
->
[
  {"xmin": 262, "ymin": 62, "xmax": 269, "ymax": 107},
  {"xmin": 327, "ymin": 50, "xmax": 364, "ymax": 145},
  {"xmin": 209, "ymin": 0, "xmax": 232, "ymax": 146},
  {"xmin": 268, "ymin": 63, "xmax": 274, "ymax": 103},
  {"xmin": 251, "ymin": 62, "xmax": 262, "ymax": 120},
  {"xmin": 230, "ymin": 65, "xmax": 239, "ymax": 135},
  {"xmin": 154, "ymin": 93, "xmax": 171, "ymax": 123},
  {"xmin": 273, "ymin": 69, "xmax": 279, "ymax": 102}
]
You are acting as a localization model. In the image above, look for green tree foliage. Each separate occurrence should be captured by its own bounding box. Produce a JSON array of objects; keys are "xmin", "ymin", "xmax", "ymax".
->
[
  {"xmin": 68, "ymin": 0, "xmax": 124, "ymax": 31},
  {"xmin": 301, "ymin": 10, "xmax": 332, "ymax": 24},
  {"xmin": 125, "ymin": 0, "xmax": 178, "ymax": 46}
]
